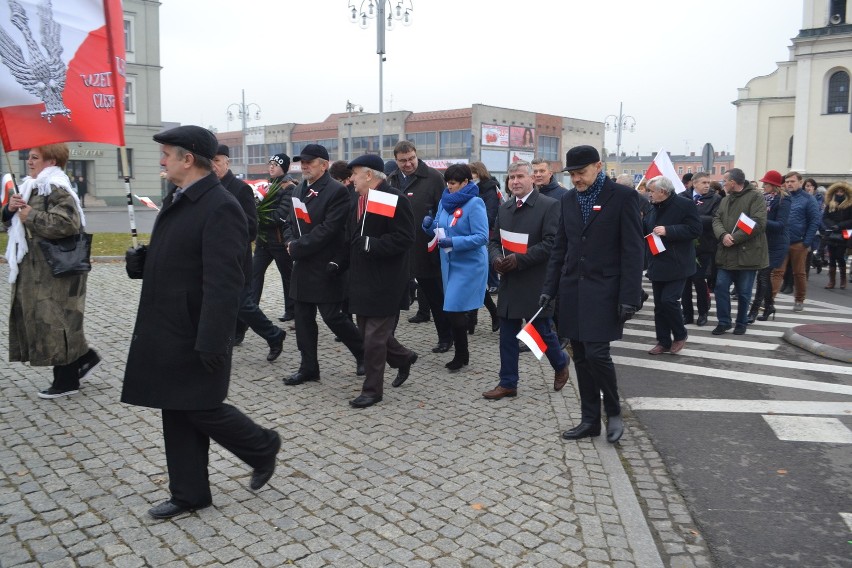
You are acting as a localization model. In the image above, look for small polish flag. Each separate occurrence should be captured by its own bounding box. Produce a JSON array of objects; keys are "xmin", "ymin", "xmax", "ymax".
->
[
  {"xmin": 427, "ymin": 233, "xmax": 438, "ymax": 252},
  {"xmin": 735, "ymin": 212, "xmax": 756, "ymax": 235},
  {"xmin": 644, "ymin": 149, "xmax": 687, "ymax": 194},
  {"xmin": 592, "ymin": 205, "xmax": 602, "ymax": 211},
  {"xmin": 365, "ymin": 189, "xmax": 399, "ymax": 218},
  {"xmin": 646, "ymin": 233, "xmax": 666, "ymax": 255},
  {"xmin": 516, "ymin": 322, "xmax": 547, "ymax": 360},
  {"xmin": 134, "ymin": 194, "xmax": 160, "ymax": 211},
  {"xmin": 843, "ymin": 228, "xmax": 852, "ymax": 239},
  {"xmin": 292, "ymin": 197, "xmax": 311, "ymax": 223},
  {"xmin": 500, "ymin": 229, "xmax": 529, "ymax": 254}
]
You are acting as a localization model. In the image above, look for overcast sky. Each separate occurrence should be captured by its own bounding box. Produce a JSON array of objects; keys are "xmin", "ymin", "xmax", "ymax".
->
[{"xmin": 160, "ymin": 0, "xmax": 804, "ymax": 157}]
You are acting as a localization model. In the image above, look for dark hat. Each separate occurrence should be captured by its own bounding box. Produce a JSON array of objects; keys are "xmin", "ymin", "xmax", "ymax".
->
[
  {"xmin": 269, "ymin": 153, "xmax": 290, "ymax": 171},
  {"xmin": 384, "ymin": 159, "xmax": 398, "ymax": 176},
  {"xmin": 562, "ymin": 145, "xmax": 601, "ymax": 172},
  {"xmin": 216, "ymin": 144, "xmax": 229, "ymax": 157},
  {"xmin": 153, "ymin": 125, "xmax": 218, "ymax": 160},
  {"xmin": 347, "ymin": 154, "xmax": 385, "ymax": 172},
  {"xmin": 293, "ymin": 144, "xmax": 330, "ymax": 162},
  {"xmin": 759, "ymin": 170, "xmax": 784, "ymax": 187},
  {"xmin": 681, "ymin": 172, "xmax": 693, "ymax": 184}
]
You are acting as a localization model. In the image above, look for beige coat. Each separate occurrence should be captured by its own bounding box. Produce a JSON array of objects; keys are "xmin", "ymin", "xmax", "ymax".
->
[{"xmin": 7, "ymin": 186, "xmax": 90, "ymax": 366}]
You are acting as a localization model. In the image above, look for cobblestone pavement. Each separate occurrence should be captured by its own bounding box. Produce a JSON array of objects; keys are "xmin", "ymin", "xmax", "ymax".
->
[{"xmin": 0, "ymin": 264, "xmax": 713, "ymax": 567}]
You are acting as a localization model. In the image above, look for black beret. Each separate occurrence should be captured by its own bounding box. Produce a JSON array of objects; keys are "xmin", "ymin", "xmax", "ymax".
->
[
  {"xmin": 347, "ymin": 154, "xmax": 385, "ymax": 172},
  {"xmin": 216, "ymin": 144, "xmax": 229, "ymax": 157},
  {"xmin": 153, "ymin": 125, "xmax": 218, "ymax": 160},
  {"xmin": 562, "ymin": 145, "xmax": 601, "ymax": 172}
]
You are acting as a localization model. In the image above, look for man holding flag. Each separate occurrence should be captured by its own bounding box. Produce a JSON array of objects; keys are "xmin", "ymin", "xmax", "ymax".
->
[
  {"xmin": 484, "ymin": 161, "xmax": 568, "ymax": 400},
  {"xmin": 711, "ymin": 168, "xmax": 768, "ymax": 335},
  {"xmin": 344, "ymin": 154, "xmax": 416, "ymax": 408}
]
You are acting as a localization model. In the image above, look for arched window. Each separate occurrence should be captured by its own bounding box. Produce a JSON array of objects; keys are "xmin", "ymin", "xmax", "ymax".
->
[{"xmin": 827, "ymin": 71, "xmax": 850, "ymax": 114}]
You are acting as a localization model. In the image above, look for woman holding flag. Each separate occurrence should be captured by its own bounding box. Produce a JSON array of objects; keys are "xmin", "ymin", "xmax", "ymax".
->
[
  {"xmin": 747, "ymin": 170, "xmax": 791, "ymax": 322},
  {"xmin": 421, "ymin": 164, "xmax": 488, "ymax": 371},
  {"xmin": 3, "ymin": 144, "xmax": 99, "ymax": 398}
]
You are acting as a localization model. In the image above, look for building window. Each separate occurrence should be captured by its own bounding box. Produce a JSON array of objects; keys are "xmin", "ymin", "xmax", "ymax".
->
[
  {"xmin": 712, "ymin": 166, "xmax": 717, "ymax": 174},
  {"xmin": 439, "ymin": 130, "xmax": 471, "ymax": 158},
  {"xmin": 124, "ymin": 76, "xmax": 136, "ymax": 125},
  {"xmin": 409, "ymin": 132, "xmax": 436, "ymax": 158},
  {"xmin": 687, "ymin": 167, "xmax": 692, "ymax": 174},
  {"xmin": 247, "ymin": 144, "xmax": 267, "ymax": 165},
  {"xmin": 609, "ymin": 169, "xmax": 615, "ymax": 177},
  {"xmin": 116, "ymin": 148, "xmax": 133, "ymax": 179},
  {"xmin": 267, "ymin": 143, "xmax": 284, "ymax": 156},
  {"xmin": 720, "ymin": 166, "xmax": 727, "ymax": 175},
  {"xmin": 827, "ymin": 70, "xmax": 850, "ymax": 114},
  {"xmin": 317, "ymin": 138, "xmax": 339, "ymax": 161},
  {"xmin": 538, "ymin": 136, "xmax": 560, "ymax": 161},
  {"xmin": 383, "ymin": 134, "xmax": 399, "ymax": 156},
  {"xmin": 230, "ymin": 145, "xmax": 243, "ymax": 166},
  {"xmin": 677, "ymin": 166, "xmax": 684, "ymax": 174},
  {"xmin": 351, "ymin": 136, "xmax": 378, "ymax": 155},
  {"xmin": 123, "ymin": 16, "xmax": 135, "ymax": 63},
  {"xmin": 788, "ymin": 136, "xmax": 794, "ymax": 168},
  {"xmin": 292, "ymin": 141, "xmax": 316, "ymax": 157}
]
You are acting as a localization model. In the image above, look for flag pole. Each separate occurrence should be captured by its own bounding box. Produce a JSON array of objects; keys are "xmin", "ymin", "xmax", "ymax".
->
[
  {"xmin": 359, "ymin": 190, "xmax": 368, "ymax": 237},
  {"xmin": 528, "ymin": 306, "xmax": 544, "ymax": 324},
  {"xmin": 119, "ymin": 147, "xmax": 138, "ymax": 249}
]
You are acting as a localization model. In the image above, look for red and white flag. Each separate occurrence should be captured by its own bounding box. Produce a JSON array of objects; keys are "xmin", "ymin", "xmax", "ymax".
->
[
  {"xmin": 0, "ymin": 0, "xmax": 126, "ymax": 150},
  {"xmin": 1, "ymin": 173, "xmax": 13, "ymax": 207},
  {"xmin": 735, "ymin": 212, "xmax": 756, "ymax": 235},
  {"xmin": 842, "ymin": 228, "xmax": 852, "ymax": 239},
  {"xmin": 133, "ymin": 194, "xmax": 159, "ymax": 211},
  {"xmin": 516, "ymin": 321, "xmax": 547, "ymax": 360},
  {"xmin": 644, "ymin": 149, "xmax": 686, "ymax": 194},
  {"xmin": 427, "ymin": 232, "xmax": 438, "ymax": 252},
  {"xmin": 365, "ymin": 189, "xmax": 398, "ymax": 218},
  {"xmin": 292, "ymin": 196, "xmax": 311, "ymax": 223},
  {"xmin": 248, "ymin": 180, "xmax": 269, "ymax": 200},
  {"xmin": 646, "ymin": 233, "xmax": 666, "ymax": 255},
  {"xmin": 500, "ymin": 229, "xmax": 529, "ymax": 254}
]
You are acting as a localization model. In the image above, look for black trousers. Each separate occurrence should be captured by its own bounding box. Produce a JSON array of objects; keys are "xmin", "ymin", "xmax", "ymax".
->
[
  {"xmin": 653, "ymin": 279, "xmax": 688, "ymax": 348},
  {"xmin": 681, "ymin": 252, "xmax": 713, "ymax": 319},
  {"xmin": 570, "ymin": 340, "xmax": 620, "ymax": 424},
  {"xmin": 236, "ymin": 281, "xmax": 281, "ymax": 343},
  {"xmin": 418, "ymin": 276, "xmax": 452, "ymax": 344},
  {"xmin": 251, "ymin": 244, "xmax": 293, "ymax": 315},
  {"xmin": 162, "ymin": 405, "xmax": 278, "ymax": 508},
  {"xmin": 356, "ymin": 313, "xmax": 413, "ymax": 398},
  {"xmin": 294, "ymin": 300, "xmax": 363, "ymax": 375}
]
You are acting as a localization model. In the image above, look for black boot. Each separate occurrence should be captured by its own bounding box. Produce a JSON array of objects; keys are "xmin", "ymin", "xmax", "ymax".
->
[
  {"xmin": 446, "ymin": 327, "xmax": 469, "ymax": 371},
  {"xmin": 747, "ymin": 300, "xmax": 761, "ymax": 324},
  {"xmin": 467, "ymin": 310, "xmax": 478, "ymax": 335},
  {"xmin": 757, "ymin": 302, "xmax": 776, "ymax": 321},
  {"xmin": 484, "ymin": 293, "xmax": 499, "ymax": 332}
]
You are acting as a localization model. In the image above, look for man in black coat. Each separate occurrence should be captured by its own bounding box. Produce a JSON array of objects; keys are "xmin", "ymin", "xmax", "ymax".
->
[
  {"xmin": 532, "ymin": 158, "xmax": 569, "ymax": 201},
  {"xmin": 643, "ymin": 176, "xmax": 701, "ymax": 355},
  {"xmin": 485, "ymin": 161, "xmax": 568, "ymax": 400},
  {"xmin": 344, "ymin": 155, "xmax": 417, "ymax": 408},
  {"xmin": 212, "ymin": 145, "xmax": 285, "ymax": 362},
  {"xmin": 681, "ymin": 172, "xmax": 722, "ymax": 326},
  {"xmin": 283, "ymin": 144, "xmax": 364, "ymax": 385},
  {"xmin": 387, "ymin": 140, "xmax": 453, "ymax": 352},
  {"xmin": 122, "ymin": 126, "xmax": 280, "ymax": 520},
  {"xmin": 541, "ymin": 146, "xmax": 644, "ymax": 444}
]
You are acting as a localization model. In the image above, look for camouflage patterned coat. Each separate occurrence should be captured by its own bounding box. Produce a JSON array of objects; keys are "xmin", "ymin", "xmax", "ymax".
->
[{"xmin": 6, "ymin": 186, "xmax": 90, "ymax": 366}]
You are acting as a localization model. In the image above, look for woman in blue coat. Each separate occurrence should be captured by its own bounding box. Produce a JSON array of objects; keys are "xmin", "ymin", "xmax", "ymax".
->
[
  {"xmin": 748, "ymin": 170, "xmax": 791, "ymax": 322},
  {"xmin": 422, "ymin": 164, "xmax": 488, "ymax": 371}
]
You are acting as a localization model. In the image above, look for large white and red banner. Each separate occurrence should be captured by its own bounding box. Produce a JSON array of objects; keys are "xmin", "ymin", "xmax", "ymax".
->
[
  {"xmin": 644, "ymin": 149, "xmax": 686, "ymax": 194},
  {"xmin": 0, "ymin": 0, "xmax": 126, "ymax": 150}
]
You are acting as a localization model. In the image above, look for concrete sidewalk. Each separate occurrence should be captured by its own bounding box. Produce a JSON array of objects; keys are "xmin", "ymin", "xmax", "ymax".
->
[
  {"xmin": 0, "ymin": 264, "xmax": 712, "ymax": 567},
  {"xmin": 785, "ymin": 323, "xmax": 852, "ymax": 363}
]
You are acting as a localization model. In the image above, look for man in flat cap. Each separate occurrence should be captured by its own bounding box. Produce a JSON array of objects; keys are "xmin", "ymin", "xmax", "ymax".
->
[
  {"xmin": 123, "ymin": 125, "xmax": 281, "ymax": 520},
  {"xmin": 541, "ymin": 145, "xmax": 643, "ymax": 443},
  {"xmin": 283, "ymin": 144, "xmax": 365, "ymax": 385},
  {"xmin": 344, "ymin": 154, "xmax": 417, "ymax": 408},
  {"xmin": 212, "ymin": 145, "xmax": 286, "ymax": 362}
]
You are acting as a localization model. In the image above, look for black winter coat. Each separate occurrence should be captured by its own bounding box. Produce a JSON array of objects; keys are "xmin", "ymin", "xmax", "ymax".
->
[
  {"xmin": 122, "ymin": 173, "xmax": 247, "ymax": 410},
  {"xmin": 643, "ymin": 192, "xmax": 702, "ymax": 282},
  {"xmin": 477, "ymin": 178, "xmax": 501, "ymax": 230},
  {"xmin": 220, "ymin": 170, "xmax": 257, "ymax": 277},
  {"xmin": 537, "ymin": 179, "xmax": 568, "ymax": 202},
  {"xmin": 689, "ymin": 188, "xmax": 723, "ymax": 254}
]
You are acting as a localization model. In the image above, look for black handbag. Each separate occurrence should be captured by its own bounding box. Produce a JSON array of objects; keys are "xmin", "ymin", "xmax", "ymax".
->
[{"xmin": 38, "ymin": 232, "xmax": 93, "ymax": 277}]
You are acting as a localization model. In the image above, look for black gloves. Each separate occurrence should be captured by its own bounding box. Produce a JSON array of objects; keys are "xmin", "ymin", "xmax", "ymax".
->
[
  {"xmin": 500, "ymin": 254, "xmax": 518, "ymax": 272},
  {"xmin": 618, "ymin": 304, "xmax": 638, "ymax": 324},
  {"xmin": 538, "ymin": 294, "xmax": 552, "ymax": 309},
  {"xmin": 125, "ymin": 245, "xmax": 147, "ymax": 279},
  {"xmin": 199, "ymin": 351, "xmax": 226, "ymax": 373}
]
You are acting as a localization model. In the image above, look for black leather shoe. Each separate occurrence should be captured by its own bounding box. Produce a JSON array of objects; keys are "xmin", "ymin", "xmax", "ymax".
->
[
  {"xmin": 408, "ymin": 313, "xmax": 430, "ymax": 324},
  {"xmin": 234, "ymin": 333, "xmax": 245, "ymax": 347},
  {"xmin": 561, "ymin": 423, "xmax": 601, "ymax": 440},
  {"xmin": 431, "ymin": 342, "xmax": 452, "ymax": 353},
  {"xmin": 278, "ymin": 312, "xmax": 294, "ymax": 322},
  {"xmin": 250, "ymin": 431, "xmax": 281, "ymax": 491},
  {"xmin": 696, "ymin": 314, "xmax": 708, "ymax": 327},
  {"xmin": 682, "ymin": 317, "xmax": 694, "ymax": 325},
  {"xmin": 606, "ymin": 414, "xmax": 624, "ymax": 443},
  {"xmin": 392, "ymin": 352, "xmax": 418, "ymax": 387},
  {"xmin": 266, "ymin": 330, "xmax": 285, "ymax": 362},
  {"xmin": 733, "ymin": 324, "xmax": 747, "ymax": 335},
  {"xmin": 148, "ymin": 499, "xmax": 211, "ymax": 520},
  {"xmin": 711, "ymin": 324, "xmax": 732, "ymax": 335},
  {"xmin": 356, "ymin": 360, "xmax": 366, "ymax": 376},
  {"xmin": 283, "ymin": 371, "xmax": 320, "ymax": 386},
  {"xmin": 349, "ymin": 394, "xmax": 382, "ymax": 408}
]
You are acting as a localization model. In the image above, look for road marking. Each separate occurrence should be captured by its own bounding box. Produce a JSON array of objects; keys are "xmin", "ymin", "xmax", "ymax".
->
[
  {"xmin": 841, "ymin": 513, "xmax": 852, "ymax": 532},
  {"xmin": 626, "ymin": 398, "xmax": 852, "ymax": 415},
  {"xmin": 625, "ymin": 318, "xmax": 784, "ymax": 338},
  {"xmin": 613, "ymin": 355, "xmax": 852, "ymax": 395},
  {"xmin": 614, "ymin": 341, "xmax": 852, "ymax": 375},
  {"xmin": 617, "ymin": 333, "xmax": 779, "ymax": 351},
  {"xmin": 762, "ymin": 415, "xmax": 852, "ymax": 444}
]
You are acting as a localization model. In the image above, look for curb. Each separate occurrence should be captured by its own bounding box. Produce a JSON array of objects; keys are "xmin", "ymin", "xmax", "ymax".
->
[{"xmin": 783, "ymin": 328, "xmax": 852, "ymax": 363}]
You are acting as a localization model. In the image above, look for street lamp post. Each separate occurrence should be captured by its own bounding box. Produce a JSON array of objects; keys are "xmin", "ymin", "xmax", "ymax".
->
[
  {"xmin": 604, "ymin": 102, "xmax": 636, "ymax": 176},
  {"xmin": 348, "ymin": 1, "xmax": 413, "ymax": 159},
  {"xmin": 345, "ymin": 100, "xmax": 363, "ymax": 161},
  {"xmin": 227, "ymin": 89, "xmax": 261, "ymax": 179}
]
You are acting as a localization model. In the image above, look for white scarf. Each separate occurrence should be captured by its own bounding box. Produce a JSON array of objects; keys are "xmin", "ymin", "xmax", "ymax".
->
[{"xmin": 4, "ymin": 166, "xmax": 86, "ymax": 283}]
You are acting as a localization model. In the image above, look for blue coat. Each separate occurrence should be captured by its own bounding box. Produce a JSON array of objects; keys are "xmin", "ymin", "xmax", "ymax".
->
[
  {"xmin": 765, "ymin": 192, "xmax": 791, "ymax": 268},
  {"xmin": 786, "ymin": 189, "xmax": 820, "ymax": 246},
  {"xmin": 425, "ymin": 194, "xmax": 489, "ymax": 312}
]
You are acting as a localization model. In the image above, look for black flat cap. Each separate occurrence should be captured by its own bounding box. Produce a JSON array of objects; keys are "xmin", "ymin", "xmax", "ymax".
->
[
  {"xmin": 347, "ymin": 154, "xmax": 385, "ymax": 172},
  {"xmin": 216, "ymin": 144, "xmax": 229, "ymax": 157},
  {"xmin": 293, "ymin": 144, "xmax": 330, "ymax": 162},
  {"xmin": 153, "ymin": 125, "xmax": 218, "ymax": 160},
  {"xmin": 562, "ymin": 145, "xmax": 601, "ymax": 172}
]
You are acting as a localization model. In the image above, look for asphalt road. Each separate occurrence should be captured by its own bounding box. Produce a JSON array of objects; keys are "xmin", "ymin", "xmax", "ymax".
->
[{"xmin": 616, "ymin": 278, "xmax": 852, "ymax": 567}]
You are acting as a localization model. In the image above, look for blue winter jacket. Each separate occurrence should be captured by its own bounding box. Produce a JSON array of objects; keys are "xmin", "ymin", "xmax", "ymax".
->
[{"xmin": 785, "ymin": 189, "xmax": 820, "ymax": 246}]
